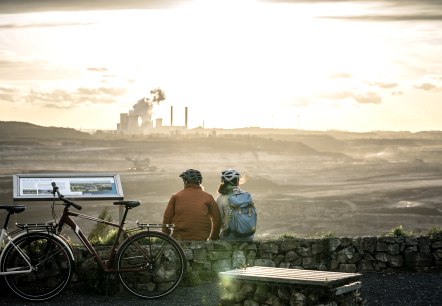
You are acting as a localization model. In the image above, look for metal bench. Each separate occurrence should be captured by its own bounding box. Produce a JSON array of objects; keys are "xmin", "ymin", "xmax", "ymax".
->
[{"xmin": 219, "ymin": 266, "xmax": 362, "ymax": 305}]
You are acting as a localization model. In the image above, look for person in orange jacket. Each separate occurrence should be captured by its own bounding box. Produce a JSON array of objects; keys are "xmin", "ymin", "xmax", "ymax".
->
[{"xmin": 162, "ymin": 169, "xmax": 221, "ymax": 240}]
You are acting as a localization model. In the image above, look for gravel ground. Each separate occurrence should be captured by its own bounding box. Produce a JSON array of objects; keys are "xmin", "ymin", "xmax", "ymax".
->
[{"xmin": 1, "ymin": 270, "xmax": 441, "ymax": 306}]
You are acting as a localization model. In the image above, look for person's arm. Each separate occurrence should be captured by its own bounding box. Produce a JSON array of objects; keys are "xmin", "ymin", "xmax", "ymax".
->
[
  {"xmin": 208, "ymin": 196, "xmax": 221, "ymax": 240},
  {"xmin": 162, "ymin": 195, "xmax": 176, "ymax": 235}
]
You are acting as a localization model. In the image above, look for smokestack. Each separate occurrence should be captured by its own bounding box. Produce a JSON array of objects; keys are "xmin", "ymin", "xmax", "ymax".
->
[
  {"xmin": 170, "ymin": 106, "xmax": 173, "ymax": 126},
  {"xmin": 185, "ymin": 107, "xmax": 188, "ymax": 128}
]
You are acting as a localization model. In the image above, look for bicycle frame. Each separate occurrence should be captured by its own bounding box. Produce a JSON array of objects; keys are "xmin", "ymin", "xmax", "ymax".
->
[
  {"xmin": 0, "ymin": 228, "xmax": 33, "ymax": 275},
  {"xmin": 56, "ymin": 205, "xmax": 148, "ymax": 273}
]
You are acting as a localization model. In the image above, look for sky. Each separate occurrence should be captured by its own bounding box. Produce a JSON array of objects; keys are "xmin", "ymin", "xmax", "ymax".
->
[{"xmin": 0, "ymin": 0, "xmax": 441, "ymax": 132}]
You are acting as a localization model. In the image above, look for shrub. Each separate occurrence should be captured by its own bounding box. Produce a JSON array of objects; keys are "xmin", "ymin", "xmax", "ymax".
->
[
  {"xmin": 428, "ymin": 226, "xmax": 442, "ymax": 238},
  {"xmin": 88, "ymin": 207, "xmax": 116, "ymax": 245},
  {"xmin": 277, "ymin": 232, "xmax": 298, "ymax": 240},
  {"xmin": 387, "ymin": 225, "xmax": 412, "ymax": 237}
]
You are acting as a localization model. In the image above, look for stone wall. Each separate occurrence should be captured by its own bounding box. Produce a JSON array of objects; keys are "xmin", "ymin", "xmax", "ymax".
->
[
  {"xmin": 179, "ymin": 235, "xmax": 442, "ymax": 274},
  {"xmin": 73, "ymin": 235, "xmax": 442, "ymax": 285}
]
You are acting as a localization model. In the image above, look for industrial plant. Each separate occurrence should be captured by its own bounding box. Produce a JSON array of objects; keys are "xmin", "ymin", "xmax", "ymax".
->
[{"xmin": 116, "ymin": 91, "xmax": 189, "ymax": 134}]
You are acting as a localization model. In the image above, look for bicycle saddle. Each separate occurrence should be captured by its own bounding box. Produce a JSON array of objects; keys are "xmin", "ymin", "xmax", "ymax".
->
[
  {"xmin": 0, "ymin": 205, "xmax": 26, "ymax": 214},
  {"xmin": 113, "ymin": 201, "xmax": 141, "ymax": 208}
]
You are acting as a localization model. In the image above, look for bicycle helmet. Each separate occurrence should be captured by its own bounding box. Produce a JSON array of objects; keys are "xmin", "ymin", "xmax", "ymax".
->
[
  {"xmin": 221, "ymin": 169, "xmax": 240, "ymax": 183},
  {"xmin": 179, "ymin": 169, "xmax": 203, "ymax": 184}
]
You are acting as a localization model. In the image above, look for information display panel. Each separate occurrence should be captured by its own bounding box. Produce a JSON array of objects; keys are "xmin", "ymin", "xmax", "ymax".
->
[{"xmin": 13, "ymin": 173, "xmax": 124, "ymax": 201}]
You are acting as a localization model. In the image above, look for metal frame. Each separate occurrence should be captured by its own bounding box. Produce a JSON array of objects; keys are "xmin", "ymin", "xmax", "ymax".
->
[{"xmin": 13, "ymin": 173, "xmax": 124, "ymax": 201}]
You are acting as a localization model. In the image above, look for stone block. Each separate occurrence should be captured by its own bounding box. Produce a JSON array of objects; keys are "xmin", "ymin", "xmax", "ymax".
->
[
  {"xmin": 254, "ymin": 258, "xmax": 276, "ymax": 267},
  {"xmin": 338, "ymin": 264, "xmax": 357, "ymax": 273},
  {"xmin": 260, "ymin": 243, "xmax": 279, "ymax": 255},
  {"xmin": 376, "ymin": 242, "xmax": 388, "ymax": 252},
  {"xmin": 404, "ymin": 246, "xmax": 418, "ymax": 253},
  {"xmin": 352, "ymin": 237, "xmax": 364, "ymax": 253},
  {"xmin": 279, "ymin": 262, "xmax": 291, "ymax": 268},
  {"xmin": 375, "ymin": 252, "xmax": 388, "ymax": 262},
  {"xmin": 279, "ymin": 239, "xmax": 299, "ymax": 251},
  {"xmin": 329, "ymin": 238, "xmax": 341, "ymax": 252},
  {"xmin": 193, "ymin": 248, "xmax": 207, "ymax": 263},
  {"xmin": 340, "ymin": 237, "xmax": 352, "ymax": 247},
  {"xmin": 254, "ymin": 283, "xmax": 270, "ymax": 302},
  {"xmin": 405, "ymin": 252, "xmax": 433, "ymax": 267},
  {"xmin": 362, "ymin": 237, "xmax": 377, "ymax": 253},
  {"xmin": 232, "ymin": 250, "xmax": 247, "ymax": 268},
  {"xmin": 404, "ymin": 237, "xmax": 418, "ymax": 246},
  {"xmin": 302, "ymin": 256, "xmax": 316, "ymax": 269},
  {"xmin": 311, "ymin": 241, "xmax": 325, "ymax": 255},
  {"xmin": 387, "ymin": 243, "xmax": 400, "ymax": 255},
  {"xmin": 378, "ymin": 236, "xmax": 396, "ymax": 244},
  {"xmin": 359, "ymin": 260, "xmax": 374, "ymax": 271},
  {"xmin": 278, "ymin": 286, "xmax": 291, "ymax": 301},
  {"xmin": 244, "ymin": 300, "xmax": 259, "ymax": 306},
  {"xmin": 337, "ymin": 246, "xmax": 356, "ymax": 264},
  {"xmin": 212, "ymin": 240, "xmax": 233, "ymax": 251},
  {"xmin": 273, "ymin": 254, "xmax": 285, "ymax": 266},
  {"xmin": 246, "ymin": 250, "xmax": 257, "ymax": 266},
  {"xmin": 433, "ymin": 249, "xmax": 442, "ymax": 266},
  {"xmin": 183, "ymin": 248, "xmax": 193, "ymax": 260},
  {"xmin": 432, "ymin": 240, "xmax": 442, "ymax": 249},
  {"xmin": 208, "ymin": 250, "xmax": 232, "ymax": 261},
  {"xmin": 290, "ymin": 291, "xmax": 307, "ymax": 306},
  {"xmin": 236, "ymin": 283, "xmax": 255, "ymax": 303},
  {"xmin": 297, "ymin": 246, "xmax": 311, "ymax": 257},
  {"xmin": 211, "ymin": 259, "xmax": 232, "ymax": 272},
  {"xmin": 285, "ymin": 250, "xmax": 300, "ymax": 262},
  {"xmin": 387, "ymin": 254, "xmax": 404, "ymax": 268}
]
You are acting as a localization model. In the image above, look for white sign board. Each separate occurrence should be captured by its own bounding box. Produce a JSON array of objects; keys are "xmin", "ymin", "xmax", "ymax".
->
[{"xmin": 13, "ymin": 173, "xmax": 124, "ymax": 201}]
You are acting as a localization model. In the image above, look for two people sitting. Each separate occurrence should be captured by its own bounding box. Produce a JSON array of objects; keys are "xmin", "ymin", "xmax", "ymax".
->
[{"xmin": 162, "ymin": 168, "xmax": 255, "ymax": 241}]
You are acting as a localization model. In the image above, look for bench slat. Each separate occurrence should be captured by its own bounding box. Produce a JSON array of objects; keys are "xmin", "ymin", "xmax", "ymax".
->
[{"xmin": 219, "ymin": 266, "xmax": 361, "ymax": 288}]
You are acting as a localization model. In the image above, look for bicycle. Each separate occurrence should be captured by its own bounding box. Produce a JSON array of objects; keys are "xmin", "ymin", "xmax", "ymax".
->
[
  {"xmin": 0, "ymin": 203, "xmax": 75, "ymax": 302},
  {"xmin": 0, "ymin": 182, "xmax": 186, "ymax": 302}
]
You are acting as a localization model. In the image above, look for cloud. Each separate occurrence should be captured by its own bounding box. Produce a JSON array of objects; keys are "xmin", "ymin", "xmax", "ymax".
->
[
  {"xmin": 87, "ymin": 67, "xmax": 108, "ymax": 72},
  {"xmin": 354, "ymin": 91, "xmax": 382, "ymax": 104},
  {"xmin": 0, "ymin": 22, "xmax": 94, "ymax": 29},
  {"xmin": 0, "ymin": 59, "xmax": 77, "ymax": 81},
  {"xmin": 0, "ymin": 0, "xmax": 184, "ymax": 14},
  {"xmin": 275, "ymin": 0, "xmax": 442, "ymax": 22},
  {"xmin": 322, "ymin": 14, "xmax": 442, "ymax": 22},
  {"xmin": 0, "ymin": 86, "xmax": 127, "ymax": 108},
  {"xmin": 330, "ymin": 73, "xmax": 353, "ymax": 79},
  {"xmin": 321, "ymin": 90, "xmax": 382, "ymax": 104},
  {"xmin": 369, "ymin": 82, "xmax": 398, "ymax": 89},
  {"xmin": 414, "ymin": 83, "xmax": 438, "ymax": 91}
]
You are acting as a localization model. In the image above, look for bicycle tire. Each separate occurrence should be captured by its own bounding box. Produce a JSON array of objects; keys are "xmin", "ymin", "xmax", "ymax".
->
[
  {"xmin": 117, "ymin": 230, "xmax": 186, "ymax": 299},
  {"xmin": 1, "ymin": 232, "xmax": 73, "ymax": 301}
]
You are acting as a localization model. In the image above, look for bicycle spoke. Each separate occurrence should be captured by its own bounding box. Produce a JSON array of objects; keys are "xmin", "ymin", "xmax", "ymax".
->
[
  {"xmin": 1, "ymin": 233, "xmax": 73, "ymax": 302},
  {"xmin": 117, "ymin": 231, "xmax": 186, "ymax": 299}
]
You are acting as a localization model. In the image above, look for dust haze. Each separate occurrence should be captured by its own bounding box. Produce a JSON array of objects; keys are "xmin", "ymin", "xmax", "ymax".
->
[{"xmin": 1, "ymin": 122, "xmax": 441, "ymax": 238}]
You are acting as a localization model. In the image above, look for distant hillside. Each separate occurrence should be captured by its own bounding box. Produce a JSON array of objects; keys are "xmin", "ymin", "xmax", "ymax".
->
[{"xmin": 0, "ymin": 121, "xmax": 91, "ymax": 140}]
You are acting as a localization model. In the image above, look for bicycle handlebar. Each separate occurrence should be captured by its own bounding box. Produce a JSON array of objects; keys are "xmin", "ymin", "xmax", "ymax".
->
[{"xmin": 51, "ymin": 182, "xmax": 82, "ymax": 210}]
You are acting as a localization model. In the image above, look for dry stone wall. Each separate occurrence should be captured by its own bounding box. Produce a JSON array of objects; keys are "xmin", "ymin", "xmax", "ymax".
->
[{"xmin": 72, "ymin": 235, "xmax": 442, "ymax": 285}]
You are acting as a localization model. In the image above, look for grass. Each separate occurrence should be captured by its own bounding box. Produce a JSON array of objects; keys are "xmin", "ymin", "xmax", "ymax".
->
[{"xmin": 87, "ymin": 207, "xmax": 117, "ymax": 245}]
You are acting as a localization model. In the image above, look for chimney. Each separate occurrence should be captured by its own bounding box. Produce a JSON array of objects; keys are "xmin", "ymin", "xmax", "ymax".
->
[
  {"xmin": 170, "ymin": 106, "xmax": 173, "ymax": 126},
  {"xmin": 185, "ymin": 107, "xmax": 188, "ymax": 128}
]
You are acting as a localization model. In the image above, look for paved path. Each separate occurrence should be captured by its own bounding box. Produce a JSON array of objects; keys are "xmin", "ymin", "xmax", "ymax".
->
[{"xmin": 1, "ymin": 271, "xmax": 442, "ymax": 305}]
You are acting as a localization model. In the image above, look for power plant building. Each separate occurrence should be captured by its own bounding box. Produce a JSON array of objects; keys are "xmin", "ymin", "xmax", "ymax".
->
[{"xmin": 117, "ymin": 98, "xmax": 189, "ymax": 134}]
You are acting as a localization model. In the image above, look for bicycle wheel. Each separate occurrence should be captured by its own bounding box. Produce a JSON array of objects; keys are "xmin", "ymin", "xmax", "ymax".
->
[
  {"xmin": 1, "ymin": 232, "xmax": 73, "ymax": 301},
  {"xmin": 117, "ymin": 231, "xmax": 186, "ymax": 299}
]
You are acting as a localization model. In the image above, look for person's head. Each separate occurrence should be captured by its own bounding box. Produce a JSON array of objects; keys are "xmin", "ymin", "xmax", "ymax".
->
[
  {"xmin": 218, "ymin": 168, "xmax": 241, "ymax": 194},
  {"xmin": 179, "ymin": 169, "xmax": 202, "ymax": 185}
]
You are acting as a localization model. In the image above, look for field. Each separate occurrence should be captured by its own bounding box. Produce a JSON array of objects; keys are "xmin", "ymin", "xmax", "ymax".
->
[{"xmin": 1, "ymin": 122, "xmax": 442, "ymax": 239}]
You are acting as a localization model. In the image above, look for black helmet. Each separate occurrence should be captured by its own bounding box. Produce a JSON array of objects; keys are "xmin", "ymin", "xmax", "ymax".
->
[{"xmin": 179, "ymin": 169, "xmax": 202, "ymax": 184}]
